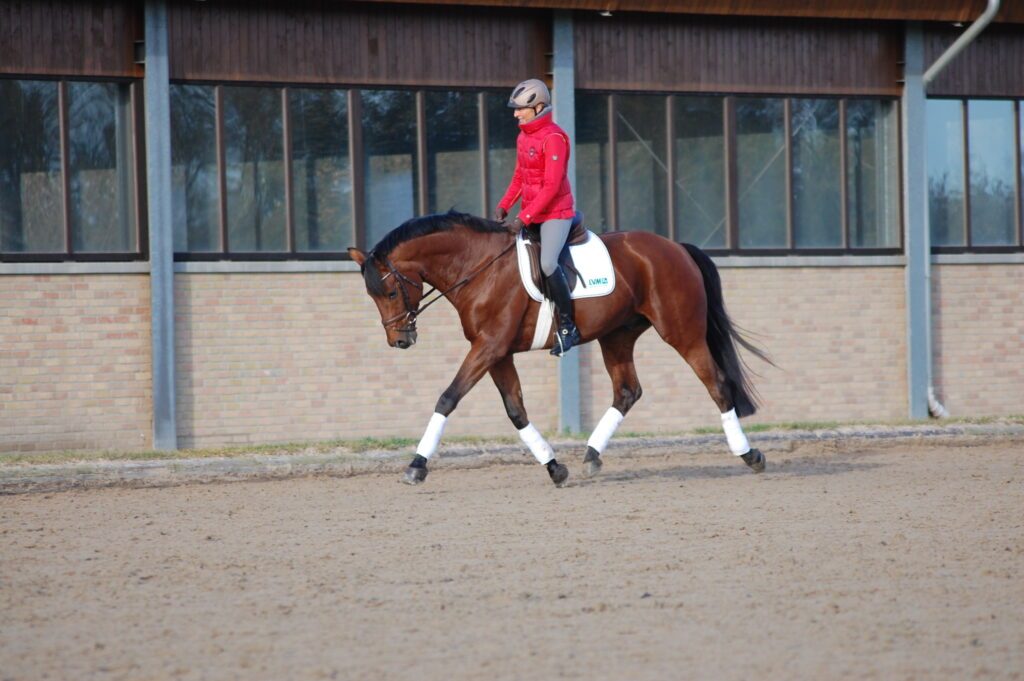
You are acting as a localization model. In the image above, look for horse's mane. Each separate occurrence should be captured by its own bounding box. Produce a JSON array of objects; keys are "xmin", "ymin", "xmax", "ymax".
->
[{"xmin": 361, "ymin": 211, "xmax": 506, "ymax": 296}]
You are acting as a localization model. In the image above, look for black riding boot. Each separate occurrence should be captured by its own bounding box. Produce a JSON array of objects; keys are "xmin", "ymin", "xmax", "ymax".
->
[{"xmin": 545, "ymin": 266, "xmax": 581, "ymax": 357}]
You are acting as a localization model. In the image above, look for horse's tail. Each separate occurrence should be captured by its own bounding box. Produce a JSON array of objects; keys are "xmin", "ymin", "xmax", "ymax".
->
[{"xmin": 681, "ymin": 242, "xmax": 771, "ymax": 418}]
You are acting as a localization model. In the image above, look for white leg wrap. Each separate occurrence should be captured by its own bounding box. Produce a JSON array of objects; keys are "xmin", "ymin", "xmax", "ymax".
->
[
  {"xmin": 416, "ymin": 412, "xmax": 447, "ymax": 459},
  {"xmin": 518, "ymin": 423, "xmax": 555, "ymax": 465},
  {"xmin": 586, "ymin": 408, "xmax": 624, "ymax": 454},
  {"xmin": 721, "ymin": 408, "xmax": 751, "ymax": 456}
]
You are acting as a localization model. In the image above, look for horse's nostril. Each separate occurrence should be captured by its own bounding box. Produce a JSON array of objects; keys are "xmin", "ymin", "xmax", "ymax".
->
[{"xmin": 395, "ymin": 339, "xmax": 408, "ymax": 349}]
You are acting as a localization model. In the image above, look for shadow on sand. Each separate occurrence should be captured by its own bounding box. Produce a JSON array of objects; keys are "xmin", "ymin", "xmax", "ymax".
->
[{"xmin": 567, "ymin": 452, "xmax": 885, "ymax": 487}]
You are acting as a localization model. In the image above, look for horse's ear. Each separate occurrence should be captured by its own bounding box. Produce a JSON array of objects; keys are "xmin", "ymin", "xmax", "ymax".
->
[{"xmin": 348, "ymin": 248, "xmax": 367, "ymax": 267}]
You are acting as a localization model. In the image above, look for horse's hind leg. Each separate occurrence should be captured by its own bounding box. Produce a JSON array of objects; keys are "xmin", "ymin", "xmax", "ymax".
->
[
  {"xmin": 585, "ymin": 322, "xmax": 650, "ymax": 476},
  {"xmin": 489, "ymin": 356, "xmax": 568, "ymax": 486},
  {"xmin": 677, "ymin": 340, "xmax": 765, "ymax": 473}
]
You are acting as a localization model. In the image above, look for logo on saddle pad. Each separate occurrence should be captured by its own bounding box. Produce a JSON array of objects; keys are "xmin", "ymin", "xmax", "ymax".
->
[{"xmin": 515, "ymin": 231, "xmax": 616, "ymax": 304}]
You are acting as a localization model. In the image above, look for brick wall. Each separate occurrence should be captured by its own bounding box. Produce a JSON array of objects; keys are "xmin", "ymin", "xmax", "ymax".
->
[
  {"xmin": 8, "ymin": 263, "xmax": 1018, "ymax": 454},
  {"xmin": 0, "ymin": 275, "xmax": 152, "ymax": 452},
  {"xmin": 932, "ymin": 264, "xmax": 1024, "ymax": 417},
  {"xmin": 174, "ymin": 273, "xmax": 559, "ymax": 448},
  {"xmin": 581, "ymin": 266, "xmax": 909, "ymax": 433}
]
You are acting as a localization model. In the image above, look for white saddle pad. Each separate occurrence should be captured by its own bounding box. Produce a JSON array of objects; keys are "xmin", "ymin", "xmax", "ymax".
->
[{"xmin": 515, "ymin": 230, "xmax": 616, "ymax": 303}]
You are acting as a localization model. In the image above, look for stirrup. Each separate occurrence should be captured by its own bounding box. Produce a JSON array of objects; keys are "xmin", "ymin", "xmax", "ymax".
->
[{"xmin": 550, "ymin": 325, "xmax": 580, "ymax": 357}]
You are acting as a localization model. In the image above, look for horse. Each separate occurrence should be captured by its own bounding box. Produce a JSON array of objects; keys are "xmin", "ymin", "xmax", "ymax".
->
[{"xmin": 348, "ymin": 211, "xmax": 770, "ymax": 487}]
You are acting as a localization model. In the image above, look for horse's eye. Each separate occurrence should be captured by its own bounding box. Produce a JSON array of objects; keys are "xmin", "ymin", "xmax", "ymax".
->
[{"xmin": 388, "ymin": 291, "xmax": 398, "ymax": 300}]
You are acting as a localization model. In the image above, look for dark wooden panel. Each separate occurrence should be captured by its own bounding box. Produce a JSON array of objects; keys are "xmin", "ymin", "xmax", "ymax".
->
[
  {"xmin": 575, "ymin": 13, "xmax": 903, "ymax": 95},
  {"xmin": 0, "ymin": 0, "xmax": 141, "ymax": 78},
  {"xmin": 167, "ymin": 0, "xmax": 550, "ymax": 87},
  {"xmin": 351, "ymin": 0, "xmax": 1024, "ymax": 24},
  {"xmin": 925, "ymin": 24, "xmax": 1024, "ymax": 97}
]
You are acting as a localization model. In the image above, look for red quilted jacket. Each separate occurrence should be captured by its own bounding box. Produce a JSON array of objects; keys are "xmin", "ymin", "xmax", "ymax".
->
[{"xmin": 497, "ymin": 111, "xmax": 576, "ymax": 224}]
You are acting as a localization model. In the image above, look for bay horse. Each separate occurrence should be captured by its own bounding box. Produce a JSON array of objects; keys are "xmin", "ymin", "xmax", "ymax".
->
[{"xmin": 348, "ymin": 211, "xmax": 769, "ymax": 487}]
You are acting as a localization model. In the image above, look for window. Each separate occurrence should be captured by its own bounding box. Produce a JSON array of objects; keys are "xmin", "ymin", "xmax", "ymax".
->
[
  {"xmin": 575, "ymin": 92, "xmax": 612, "ymax": 232},
  {"xmin": 928, "ymin": 98, "xmax": 1024, "ymax": 250},
  {"xmin": 425, "ymin": 91, "xmax": 482, "ymax": 216},
  {"xmin": 0, "ymin": 78, "xmax": 142, "ymax": 261},
  {"xmin": 361, "ymin": 89, "xmax": 417, "ymax": 250},
  {"xmin": 170, "ymin": 85, "xmax": 518, "ymax": 258},
  {"xmin": 289, "ymin": 89, "xmax": 352, "ymax": 252},
  {"xmin": 575, "ymin": 92, "xmax": 901, "ymax": 253},
  {"xmin": 675, "ymin": 96, "xmax": 725, "ymax": 248}
]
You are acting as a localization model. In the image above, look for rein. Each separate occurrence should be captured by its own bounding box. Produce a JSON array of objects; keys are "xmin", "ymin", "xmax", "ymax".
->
[{"xmin": 379, "ymin": 240, "xmax": 516, "ymax": 332}]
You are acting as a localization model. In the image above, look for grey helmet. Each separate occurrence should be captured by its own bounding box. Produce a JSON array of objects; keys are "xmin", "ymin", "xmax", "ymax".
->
[{"xmin": 507, "ymin": 78, "xmax": 551, "ymax": 109}]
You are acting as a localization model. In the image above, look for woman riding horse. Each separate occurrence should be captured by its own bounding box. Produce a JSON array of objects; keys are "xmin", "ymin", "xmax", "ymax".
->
[{"xmin": 495, "ymin": 78, "xmax": 581, "ymax": 357}]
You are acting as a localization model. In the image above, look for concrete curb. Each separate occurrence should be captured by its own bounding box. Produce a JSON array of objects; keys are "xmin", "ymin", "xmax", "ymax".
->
[{"xmin": 2, "ymin": 423, "xmax": 1022, "ymax": 495}]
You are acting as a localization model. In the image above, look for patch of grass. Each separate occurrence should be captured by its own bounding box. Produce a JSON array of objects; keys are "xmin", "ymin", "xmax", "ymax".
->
[{"xmin": 4, "ymin": 415, "xmax": 1021, "ymax": 468}]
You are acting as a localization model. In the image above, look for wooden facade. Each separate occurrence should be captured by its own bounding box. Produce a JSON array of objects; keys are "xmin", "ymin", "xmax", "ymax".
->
[
  {"xmin": 0, "ymin": 1, "xmax": 142, "ymax": 78},
  {"xmin": 356, "ymin": 0, "xmax": 1024, "ymax": 24},
  {"xmin": 166, "ymin": 0, "xmax": 549, "ymax": 87},
  {"xmin": 926, "ymin": 24, "xmax": 1024, "ymax": 97},
  {"xmin": 573, "ymin": 12, "xmax": 904, "ymax": 95}
]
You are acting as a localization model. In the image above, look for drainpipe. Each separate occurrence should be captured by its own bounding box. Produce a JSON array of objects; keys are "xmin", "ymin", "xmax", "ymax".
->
[
  {"xmin": 905, "ymin": 0, "xmax": 999, "ymax": 419},
  {"xmin": 924, "ymin": 0, "xmax": 1002, "ymax": 86}
]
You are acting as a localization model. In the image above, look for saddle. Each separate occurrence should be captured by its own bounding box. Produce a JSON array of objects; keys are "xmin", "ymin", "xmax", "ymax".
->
[{"xmin": 521, "ymin": 212, "xmax": 588, "ymax": 294}]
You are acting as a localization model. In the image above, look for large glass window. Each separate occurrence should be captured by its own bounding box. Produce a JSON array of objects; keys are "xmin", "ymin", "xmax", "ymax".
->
[
  {"xmin": 846, "ymin": 99, "xmax": 900, "ymax": 248},
  {"xmin": 425, "ymin": 91, "xmax": 481, "ymax": 215},
  {"xmin": 575, "ymin": 91, "xmax": 902, "ymax": 252},
  {"xmin": 361, "ymin": 89, "xmax": 417, "ymax": 249},
  {"xmin": 487, "ymin": 93, "xmax": 520, "ymax": 216},
  {"xmin": 791, "ymin": 99, "xmax": 841, "ymax": 248},
  {"xmin": 171, "ymin": 84, "xmax": 219, "ymax": 252},
  {"xmin": 170, "ymin": 85, "xmax": 527, "ymax": 257},
  {"xmin": 616, "ymin": 95, "xmax": 668, "ymax": 236},
  {"xmin": 928, "ymin": 98, "xmax": 1024, "ymax": 250},
  {"xmin": 736, "ymin": 98, "xmax": 787, "ymax": 248},
  {"xmin": 674, "ymin": 96, "xmax": 725, "ymax": 248},
  {"xmin": 67, "ymin": 82, "xmax": 137, "ymax": 254},
  {"xmin": 575, "ymin": 92, "xmax": 611, "ymax": 232},
  {"xmin": 927, "ymin": 100, "xmax": 966, "ymax": 246},
  {"xmin": 223, "ymin": 87, "xmax": 286, "ymax": 252},
  {"xmin": 968, "ymin": 100, "xmax": 1016, "ymax": 246},
  {"xmin": 289, "ymin": 89, "xmax": 351, "ymax": 252},
  {"xmin": 0, "ymin": 80, "xmax": 63, "ymax": 253},
  {"xmin": 0, "ymin": 78, "xmax": 141, "ymax": 260}
]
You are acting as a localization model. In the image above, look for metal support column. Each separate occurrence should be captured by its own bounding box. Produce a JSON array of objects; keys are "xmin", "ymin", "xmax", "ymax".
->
[
  {"xmin": 552, "ymin": 11, "xmax": 581, "ymax": 434},
  {"xmin": 902, "ymin": 23, "xmax": 930, "ymax": 419},
  {"xmin": 144, "ymin": 0, "xmax": 178, "ymax": 448}
]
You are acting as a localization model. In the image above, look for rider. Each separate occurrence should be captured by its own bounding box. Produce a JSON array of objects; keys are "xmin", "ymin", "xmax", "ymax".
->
[{"xmin": 495, "ymin": 78, "xmax": 582, "ymax": 357}]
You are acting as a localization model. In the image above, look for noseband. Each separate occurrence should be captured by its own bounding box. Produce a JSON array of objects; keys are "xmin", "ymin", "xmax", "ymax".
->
[{"xmin": 375, "ymin": 242, "xmax": 516, "ymax": 334}]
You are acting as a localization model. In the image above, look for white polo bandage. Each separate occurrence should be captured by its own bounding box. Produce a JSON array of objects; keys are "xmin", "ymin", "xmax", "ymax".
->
[
  {"xmin": 720, "ymin": 408, "xmax": 751, "ymax": 456},
  {"xmin": 586, "ymin": 407, "xmax": 624, "ymax": 454},
  {"xmin": 518, "ymin": 423, "xmax": 554, "ymax": 465},
  {"xmin": 416, "ymin": 413, "xmax": 447, "ymax": 459}
]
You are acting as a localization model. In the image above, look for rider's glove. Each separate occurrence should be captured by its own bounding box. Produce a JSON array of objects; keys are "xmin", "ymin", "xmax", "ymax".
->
[
  {"xmin": 494, "ymin": 206, "xmax": 508, "ymax": 221},
  {"xmin": 503, "ymin": 216, "xmax": 525, "ymax": 235}
]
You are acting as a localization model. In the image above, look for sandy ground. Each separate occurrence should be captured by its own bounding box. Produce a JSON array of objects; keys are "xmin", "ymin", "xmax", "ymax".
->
[{"xmin": 1, "ymin": 439, "xmax": 1022, "ymax": 681}]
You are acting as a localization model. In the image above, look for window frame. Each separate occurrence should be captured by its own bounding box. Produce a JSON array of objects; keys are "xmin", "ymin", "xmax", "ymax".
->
[
  {"xmin": 578, "ymin": 89, "xmax": 905, "ymax": 256},
  {"xmin": 0, "ymin": 75, "xmax": 148, "ymax": 263},
  {"xmin": 928, "ymin": 96, "xmax": 1024, "ymax": 254}
]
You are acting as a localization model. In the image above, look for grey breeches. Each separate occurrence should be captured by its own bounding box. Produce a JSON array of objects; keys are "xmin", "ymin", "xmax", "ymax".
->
[{"xmin": 539, "ymin": 218, "xmax": 573, "ymax": 276}]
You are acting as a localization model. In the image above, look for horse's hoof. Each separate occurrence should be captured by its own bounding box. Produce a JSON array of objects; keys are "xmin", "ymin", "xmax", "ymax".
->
[
  {"xmin": 582, "ymin": 446, "xmax": 603, "ymax": 477},
  {"xmin": 547, "ymin": 459, "xmax": 569, "ymax": 487},
  {"xmin": 740, "ymin": 449, "xmax": 766, "ymax": 473},
  {"xmin": 401, "ymin": 455, "xmax": 429, "ymax": 485},
  {"xmin": 401, "ymin": 466, "xmax": 428, "ymax": 485}
]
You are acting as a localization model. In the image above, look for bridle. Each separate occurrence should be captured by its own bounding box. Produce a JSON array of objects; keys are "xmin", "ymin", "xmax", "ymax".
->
[{"xmin": 377, "ymin": 241, "xmax": 516, "ymax": 334}]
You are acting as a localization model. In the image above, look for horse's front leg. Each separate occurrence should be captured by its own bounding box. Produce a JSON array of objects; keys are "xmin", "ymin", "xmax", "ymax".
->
[
  {"xmin": 402, "ymin": 342, "xmax": 501, "ymax": 485},
  {"xmin": 489, "ymin": 356, "xmax": 568, "ymax": 487}
]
